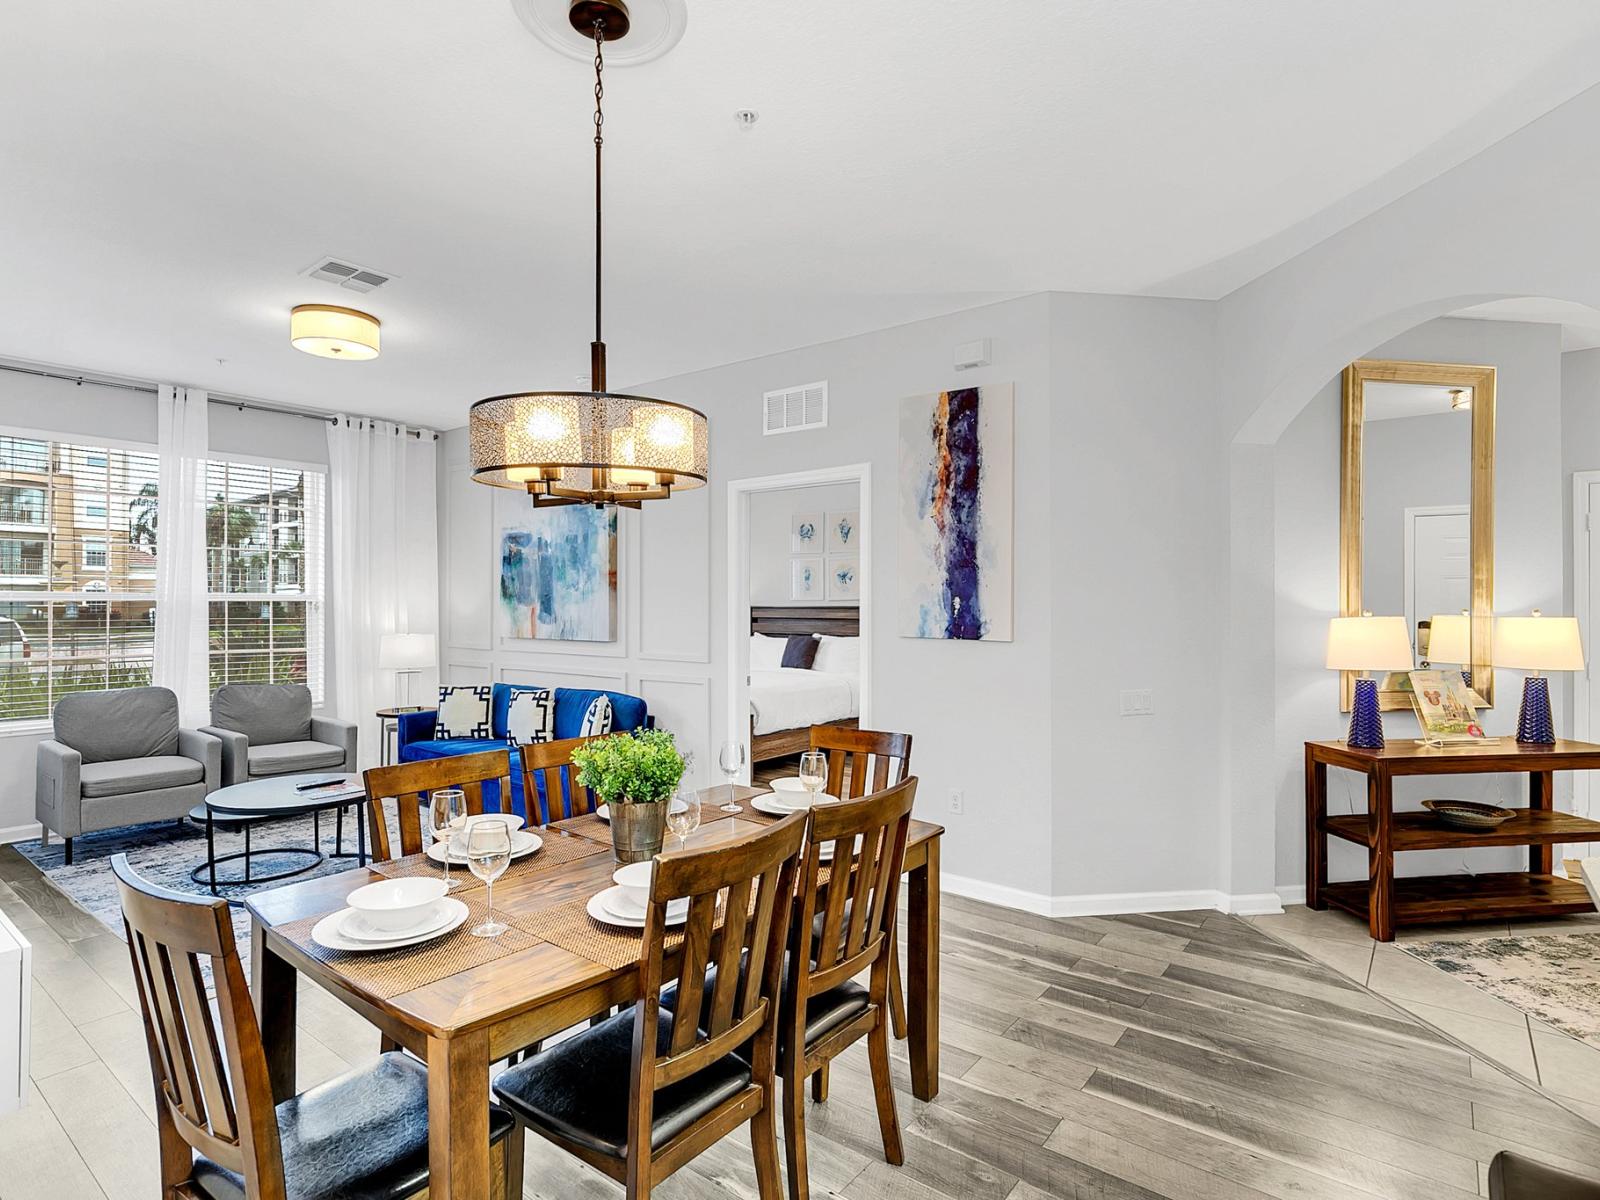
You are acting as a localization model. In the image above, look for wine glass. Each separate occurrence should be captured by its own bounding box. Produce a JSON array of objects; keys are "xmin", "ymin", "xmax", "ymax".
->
[
  {"xmin": 429, "ymin": 788, "xmax": 467, "ymax": 890},
  {"xmin": 467, "ymin": 822, "xmax": 512, "ymax": 938},
  {"xmin": 665, "ymin": 787, "xmax": 701, "ymax": 851},
  {"xmin": 799, "ymin": 750, "xmax": 828, "ymax": 805},
  {"xmin": 717, "ymin": 740, "xmax": 745, "ymax": 814}
]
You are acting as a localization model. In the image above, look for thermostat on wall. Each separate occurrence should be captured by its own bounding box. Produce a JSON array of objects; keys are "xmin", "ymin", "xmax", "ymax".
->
[{"xmin": 954, "ymin": 339, "xmax": 991, "ymax": 371}]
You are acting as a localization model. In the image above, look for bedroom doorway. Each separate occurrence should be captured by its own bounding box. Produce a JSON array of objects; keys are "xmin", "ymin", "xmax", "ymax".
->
[{"xmin": 725, "ymin": 464, "xmax": 872, "ymax": 785}]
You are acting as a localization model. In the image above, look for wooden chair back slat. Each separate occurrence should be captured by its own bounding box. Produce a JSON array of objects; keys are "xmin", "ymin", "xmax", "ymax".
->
[
  {"xmin": 633, "ymin": 813, "xmax": 806, "ymax": 1113},
  {"xmin": 793, "ymin": 778, "xmax": 917, "ymax": 1019},
  {"xmin": 363, "ymin": 749, "xmax": 511, "ymax": 860},
  {"xmin": 113, "ymin": 855, "xmax": 287, "ymax": 1198},
  {"xmin": 810, "ymin": 726, "xmax": 913, "ymax": 802},
  {"xmin": 520, "ymin": 736, "xmax": 604, "ymax": 825}
]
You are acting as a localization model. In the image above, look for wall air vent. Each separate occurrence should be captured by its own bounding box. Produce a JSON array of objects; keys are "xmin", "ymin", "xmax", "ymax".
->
[
  {"xmin": 762, "ymin": 381, "xmax": 828, "ymax": 435},
  {"xmin": 302, "ymin": 257, "xmax": 395, "ymax": 294}
]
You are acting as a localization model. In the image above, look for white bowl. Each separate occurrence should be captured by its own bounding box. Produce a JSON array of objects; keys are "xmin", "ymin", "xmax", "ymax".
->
[
  {"xmin": 448, "ymin": 811, "xmax": 525, "ymax": 853},
  {"xmin": 612, "ymin": 861, "xmax": 654, "ymax": 914},
  {"xmin": 345, "ymin": 877, "xmax": 449, "ymax": 933},
  {"xmin": 769, "ymin": 777, "xmax": 808, "ymax": 793}
]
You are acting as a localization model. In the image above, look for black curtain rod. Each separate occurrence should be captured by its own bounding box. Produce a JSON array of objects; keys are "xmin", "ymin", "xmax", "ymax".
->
[{"xmin": 0, "ymin": 361, "xmax": 438, "ymax": 440}]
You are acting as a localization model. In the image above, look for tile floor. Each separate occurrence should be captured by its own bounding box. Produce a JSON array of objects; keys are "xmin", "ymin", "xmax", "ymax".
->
[{"xmin": 1251, "ymin": 903, "xmax": 1600, "ymax": 1123}]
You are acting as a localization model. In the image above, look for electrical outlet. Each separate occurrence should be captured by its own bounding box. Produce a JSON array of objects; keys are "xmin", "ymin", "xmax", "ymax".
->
[
  {"xmin": 1119, "ymin": 688, "xmax": 1154, "ymax": 716},
  {"xmin": 948, "ymin": 789, "xmax": 965, "ymax": 815}
]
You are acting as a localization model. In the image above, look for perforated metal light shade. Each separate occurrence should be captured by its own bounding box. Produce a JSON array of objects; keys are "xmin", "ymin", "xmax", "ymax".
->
[{"xmin": 469, "ymin": 390, "xmax": 708, "ymax": 506}]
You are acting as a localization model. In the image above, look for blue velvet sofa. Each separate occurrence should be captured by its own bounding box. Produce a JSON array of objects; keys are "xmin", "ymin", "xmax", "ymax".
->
[{"xmin": 397, "ymin": 684, "xmax": 650, "ymax": 819}]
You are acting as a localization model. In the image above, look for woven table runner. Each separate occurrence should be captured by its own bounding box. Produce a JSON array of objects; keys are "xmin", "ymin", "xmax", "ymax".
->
[
  {"xmin": 553, "ymin": 811, "xmax": 610, "ymax": 845},
  {"xmin": 275, "ymin": 893, "xmax": 538, "ymax": 1000},
  {"xmin": 369, "ymin": 831, "xmax": 611, "ymax": 884},
  {"xmin": 511, "ymin": 896, "xmax": 670, "ymax": 970}
]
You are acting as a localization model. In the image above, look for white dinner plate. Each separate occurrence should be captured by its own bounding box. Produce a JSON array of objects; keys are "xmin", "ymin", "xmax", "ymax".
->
[
  {"xmin": 428, "ymin": 829, "xmax": 543, "ymax": 865},
  {"xmin": 312, "ymin": 898, "xmax": 469, "ymax": 952},
  {"xmin": 587, "ymin": 886, "xmax": 689, "ymax": 929},
  {"xmin": 595, "ymin": 799, "xmax": 688, "ymax": 823},
  {"xmin": 339, "ymin": 900, "xmax": 457, "ymax": 944},
  {"xmin": 751, "ymin": 793, "xmax": 839, "ymax": 817}
]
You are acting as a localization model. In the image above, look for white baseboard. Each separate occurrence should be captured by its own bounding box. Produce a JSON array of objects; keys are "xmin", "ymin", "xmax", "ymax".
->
[
  {"xmin": 941, "ymin": 873, "xmax": 1285, "ymax": 919},
  {"xmin": 0, "ymin": 824, "xmax": 39, "ymax": 846},
  {"xmin": 1275, "ymin": 884, "xmax": 1307, "ymax": 908}
]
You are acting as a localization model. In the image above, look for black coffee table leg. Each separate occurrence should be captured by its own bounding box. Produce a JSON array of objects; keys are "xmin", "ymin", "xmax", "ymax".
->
[
  {"xmin": 244, "ymin": 823, "xmax": 252, "ymax": 883},
  {"xmin": 357, "ymin": 803, "xmax": 367, "ymax": 867},
  {"xmin": 207, "ymin": 809, "xmax": 217, "ymax": 895}
]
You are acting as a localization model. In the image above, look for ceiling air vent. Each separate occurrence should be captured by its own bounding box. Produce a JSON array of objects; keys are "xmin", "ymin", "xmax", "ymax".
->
[
  {"xmin": 302, "ymin": 256, "xmax": 395, "ymax": 294},
  {"xmin": 763, "ymin": 381, "xmax": 828, "ymax": 436}
]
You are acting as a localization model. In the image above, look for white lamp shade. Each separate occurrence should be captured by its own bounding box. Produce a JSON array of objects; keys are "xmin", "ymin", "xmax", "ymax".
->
[
  {"xmin": 1425, "ymin": 613, "xmax": 1471, "ymax": 664},
  {"xmin": 1326, "ymin": 616, "xmax": 1414, "ymax": 672},
  {"xmin": 1493, "ymin": 614, "xmax": 1585, "ymax": 672},
  {"xmin": 379, "ymin": 633, "xmax": 436, "ymax": 670},
  {"xmin": 290, "ymin": 304, "xmax": 380, "ymax": 360}
]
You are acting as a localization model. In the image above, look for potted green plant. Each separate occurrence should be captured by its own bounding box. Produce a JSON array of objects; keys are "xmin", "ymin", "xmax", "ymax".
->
[{"xmin": 571, "ymin": 728, "xmax": 688, "ymax": 863}]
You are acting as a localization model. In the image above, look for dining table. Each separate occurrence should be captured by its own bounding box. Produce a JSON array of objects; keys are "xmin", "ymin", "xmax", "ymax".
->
[{"xmin": 245, "ymin": 783, "xmax": 944, "ymax": 1200}]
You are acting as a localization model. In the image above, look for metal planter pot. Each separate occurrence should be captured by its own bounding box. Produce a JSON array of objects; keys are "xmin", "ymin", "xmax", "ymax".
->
[{"xmin": 609, "ymin": 798, "xmax": 666, "ymax": 864}]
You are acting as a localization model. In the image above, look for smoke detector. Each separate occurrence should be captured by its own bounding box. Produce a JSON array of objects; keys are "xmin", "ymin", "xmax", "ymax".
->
[{"xmin": 511, "ymin": 0, "xmax": 687, "ymax": 66}]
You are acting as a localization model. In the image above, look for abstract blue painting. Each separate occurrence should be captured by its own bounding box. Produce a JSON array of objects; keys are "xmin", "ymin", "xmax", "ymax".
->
[
  {"xmin": 500, "ymin": 505, "xmax": 618, "ymax": 641},
  {"xmin": 898, "ymin": 383, "xmax": 1013, "ymax": 640}
]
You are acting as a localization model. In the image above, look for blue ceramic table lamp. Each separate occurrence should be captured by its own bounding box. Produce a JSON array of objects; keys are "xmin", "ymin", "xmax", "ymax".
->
[
  {"xmin": 1494, "ymin": 610, "xmax": 1585, "ymax": 744},
  {"xmin": 1326, "ymin": 614, "xmax": 1415, "ymax": 749}
]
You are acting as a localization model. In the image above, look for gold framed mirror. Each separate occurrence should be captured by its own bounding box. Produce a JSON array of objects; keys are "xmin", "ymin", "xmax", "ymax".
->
[{"xmin": 1340, "ymin": 358, "xmax": 1495, "ymax": 711}]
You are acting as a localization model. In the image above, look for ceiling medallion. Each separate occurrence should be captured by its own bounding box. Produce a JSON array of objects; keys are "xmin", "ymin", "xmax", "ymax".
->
[
  {"xmin": 509, "ymin": 0, "xmax": 687, "ymax": 67},
  {"xmin": 471, "ymin": 0, "xmax": 707, "ymax": 509}
]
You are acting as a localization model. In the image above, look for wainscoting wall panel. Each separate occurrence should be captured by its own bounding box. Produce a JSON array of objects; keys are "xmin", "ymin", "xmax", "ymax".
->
[{"xmin": 634, "ymin": 674, "xmax": 712, "ymax": 789}]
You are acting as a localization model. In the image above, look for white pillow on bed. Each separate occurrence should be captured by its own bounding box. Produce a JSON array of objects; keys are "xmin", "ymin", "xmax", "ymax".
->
[
  {"xmin": 813, "ymin": 635, "xmax": 859, "ymax": 675},
  {"xmin": 750, "ymin": 633, "xmax": 788, "ymax": 671}
]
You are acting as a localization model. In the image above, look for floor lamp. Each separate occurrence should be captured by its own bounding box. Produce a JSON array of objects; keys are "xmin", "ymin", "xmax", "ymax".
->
[{"xmin": 379, "ymin": 633, "xmax": 436, "ymax": 709}]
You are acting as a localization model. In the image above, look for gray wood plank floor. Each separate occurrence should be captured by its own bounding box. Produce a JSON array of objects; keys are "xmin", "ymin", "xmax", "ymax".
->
[{"xmin": 1, "ymin": 843, "xmax": 1597, "ymax": 1198}]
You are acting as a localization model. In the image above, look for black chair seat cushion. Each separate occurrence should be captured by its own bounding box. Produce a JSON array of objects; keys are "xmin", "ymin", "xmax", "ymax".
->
[
  {"xmin": 188, "ymin": 1052, "xmax": 514, "ymax": 1200},
  {"xmin": 492, "ymin": 1004, "xmax": 751, "ymax": 1160},
  {"xmin": 1489, "ymin": 1151, "xmax": 1600, "ymax": 1199},
  {"xmin": 662, "ymin": 959, "xmax": 870, "ymax": 1055}
]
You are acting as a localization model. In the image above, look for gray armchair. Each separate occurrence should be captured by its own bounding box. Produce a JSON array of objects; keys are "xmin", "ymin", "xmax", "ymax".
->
[
  {"xmin": 36, "ymin": 686, "xmax": 221, "ymax": 865},
  {"xmin": 201, "ymin": 683, "xmax": 357, "ymax": 786}
]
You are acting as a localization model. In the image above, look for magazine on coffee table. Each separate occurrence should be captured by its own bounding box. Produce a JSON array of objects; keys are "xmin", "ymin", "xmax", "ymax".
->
[{"xmin": 1408, "ymin": 669, "xmax": 1494, "ymax": 743}]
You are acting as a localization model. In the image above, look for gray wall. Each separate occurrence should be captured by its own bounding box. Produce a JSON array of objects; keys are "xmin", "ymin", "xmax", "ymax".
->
[{"xmin": 747, "ymin": 481, "xmax": 860, "ymax": 606}]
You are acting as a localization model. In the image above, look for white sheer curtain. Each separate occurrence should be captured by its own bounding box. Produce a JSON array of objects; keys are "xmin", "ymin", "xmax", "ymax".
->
[
  {"xmin": 152, "ymin": 385, "xmax": 209, "ymax": 724},
  {"xmin": 327, "ymin": 416, "xmax": 439, "ymax": 767}
]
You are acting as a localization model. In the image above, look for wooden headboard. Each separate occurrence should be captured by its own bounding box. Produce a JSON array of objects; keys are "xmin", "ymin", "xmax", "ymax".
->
[{"xmin": 750, "ymin": 605, "xmax": 859, "ymax": 638}]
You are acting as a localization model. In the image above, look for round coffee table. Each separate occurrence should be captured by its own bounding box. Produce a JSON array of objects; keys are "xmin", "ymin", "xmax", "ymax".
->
[{"xmin": 188, "ymin": 774, "xmax": 368, "ymax": 894}]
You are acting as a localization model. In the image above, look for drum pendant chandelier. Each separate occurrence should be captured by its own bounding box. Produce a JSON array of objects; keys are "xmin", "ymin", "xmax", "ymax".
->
[{"xmin": 469, "ymin": 0, "xmax": 708, "ymax": 508}]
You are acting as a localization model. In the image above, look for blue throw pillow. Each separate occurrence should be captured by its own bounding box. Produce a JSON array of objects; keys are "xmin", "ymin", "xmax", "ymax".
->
[{"xmin": 781, "ymin": 635, "xmax": 819, "ymax": 669}]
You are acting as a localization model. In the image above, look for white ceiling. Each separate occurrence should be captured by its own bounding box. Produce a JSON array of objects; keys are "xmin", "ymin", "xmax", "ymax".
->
[
  {"xmin": 1362, "ymin": 381, "xmax": 1471, "ymax": 422},
  {"xmin": 7, "ymin": 1, "xmax": 1600, "ymax": 428}
]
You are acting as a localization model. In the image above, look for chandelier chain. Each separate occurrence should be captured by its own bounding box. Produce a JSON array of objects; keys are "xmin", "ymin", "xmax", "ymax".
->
[{"xmin": 593, "ymin": 20, "xmax": 605, "ymax": 352}]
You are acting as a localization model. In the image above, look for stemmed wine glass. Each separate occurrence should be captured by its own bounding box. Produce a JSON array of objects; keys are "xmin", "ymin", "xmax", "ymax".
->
[
  {"xmin": 467, "ymin": 822, "xmax": 512, "ymax": 938},
  {"xmin": 666, "ymin": 786, "xmax": 701, "ymax": 851},
  {"xmin": 799, "ymin": 750, "xmax": 828, "ymax": 805},
  {"xmin": 717, "ymin": 740, "xmax": 745, "ymax": 814},
  {"xmin": 429, "ymin": 788, "xmax": 467, "ymax": 890}
]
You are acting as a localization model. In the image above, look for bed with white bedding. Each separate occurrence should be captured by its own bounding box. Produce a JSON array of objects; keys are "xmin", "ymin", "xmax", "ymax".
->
[{"xmin": 747, "ymin": 605, "xmax": 861, "ymax": 763}]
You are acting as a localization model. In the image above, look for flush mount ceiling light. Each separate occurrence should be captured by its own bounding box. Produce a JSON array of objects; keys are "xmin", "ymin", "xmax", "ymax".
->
[
  {"xmin": 471, "ymin": 0, "xmax": 708, "ymax": 508},
  {"xmin": 290, "ymin": 304, "xmax": 381, "ymax": 360},
  {"xmin": 1450, "ymin": 387, "xmax": 1471, "ymax": 411}
]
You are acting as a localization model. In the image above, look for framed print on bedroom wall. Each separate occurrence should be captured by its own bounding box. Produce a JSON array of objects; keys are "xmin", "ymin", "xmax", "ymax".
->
[
  {"xmin": 826, "ymin": 556, "xmax": 860, "ymax": 601},
  {"xmin": 827, "ymin": 510, "xmax": 859, "ymax": 553},
  {"xmin": 791, "ymin": 512, "xmax": 823, "ymax": 553},
  {"xmin": 898, "ymin": 381, "xmax": 1014, "ymax": 640},
  {"xmin": 791, "ymin": 556, "xmax": 823, "ymax": 601}
]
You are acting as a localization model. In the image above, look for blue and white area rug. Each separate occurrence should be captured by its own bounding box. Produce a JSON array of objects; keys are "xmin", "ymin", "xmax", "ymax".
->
[
  {"xmin": 16, "ymin": 810, "xmax": 374, "ymax": 976},
  {"xmin": 1403, "ymin": 933, "xmax": 1600, "ymax": 1046}
]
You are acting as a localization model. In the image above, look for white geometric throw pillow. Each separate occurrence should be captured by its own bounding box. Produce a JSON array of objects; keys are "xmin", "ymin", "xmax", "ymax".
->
[
  {"xmin": 506, "ymin": 688, "xmax": 556, "ymax": 747},
  {"xmin": 579, "ymin": 695, "xmax": 614, "ymax": 738},
  {"xmin": 434, "ymin": 685, "xmax": 492, "ymax": 740}
]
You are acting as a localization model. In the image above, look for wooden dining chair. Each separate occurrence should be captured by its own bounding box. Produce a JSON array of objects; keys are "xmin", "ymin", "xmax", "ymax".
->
[
  {"xmin": 783, "ymin": 777, "xmax": 916, "ymax": 1200},
  {"xmin": 808, "ymin": 724, "xmax": 914, "ymax": 1039},
  {"xmin": 111, "ymin": 853, "xmax": 522, "ymax": 1200},
  {"xmin": 362, "ymin": 747, "xmax": 511, "ymax": 861},
  {"xmin": 491, "ymin": 811, "xmax": 808, "ymax": 1200},
  {"xmin": 520, "ymin": 734, "xmax": 604, "ymax": 824}
]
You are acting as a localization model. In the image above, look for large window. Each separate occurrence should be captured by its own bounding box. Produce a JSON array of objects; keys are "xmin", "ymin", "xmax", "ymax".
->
[
  {"xmin": 205, "ymin": 458, "xmax": 325, "ymax": 700},
  {"xmin": 0, "ymin": 433, "xmax": 159, "ymax": 721}
]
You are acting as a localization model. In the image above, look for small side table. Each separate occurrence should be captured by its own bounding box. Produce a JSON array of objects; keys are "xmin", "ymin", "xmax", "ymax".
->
[{"xmin": 376, "ymin": 706, "xmax": 428, "ymax": 766}]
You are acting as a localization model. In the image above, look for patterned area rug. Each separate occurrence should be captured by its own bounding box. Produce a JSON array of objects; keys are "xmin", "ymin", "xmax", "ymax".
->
[
  {"xmin": 1402, "ymin": 933, "xmax": 1600, "ymax": 1046},
  {"xmin": 15, "ymin": 808, "xmax": 374, "ymax": 977}
]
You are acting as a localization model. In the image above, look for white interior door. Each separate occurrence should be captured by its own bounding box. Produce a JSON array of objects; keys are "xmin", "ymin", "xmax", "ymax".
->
[
  {"xmin": 1572, "ymin": 478, "xmax": 1600, "ymax": 867},
  {"xmin": 1405, "ymin": 506, "xmax": 1470, "ymax": 651}
]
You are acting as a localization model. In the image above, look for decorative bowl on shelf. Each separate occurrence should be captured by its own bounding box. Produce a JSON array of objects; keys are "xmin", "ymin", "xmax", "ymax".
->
[{"xmin": 1421, "ymin": 799, "xmax": 1516, "ymax": 830}]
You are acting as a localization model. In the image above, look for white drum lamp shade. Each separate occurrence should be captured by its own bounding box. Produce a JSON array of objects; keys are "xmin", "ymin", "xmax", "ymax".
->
[
  {"xmin": 1494, "ymin": 613, "xmax": 1585, "ymax": 673},
  {"xmin": 290, "ymin": 304, "xmax": 381, "ymax": 360},
  {"xmin": 379, "ymin": 633, "xmax": 436, "ymax": 671},
  {"xmin": 1426, "ymin": 613, "xmax": 1471, "ymax": 664},
  {"xmin": 1325, "ymin": 616, "xmax": 1414, "ymax": 673}
]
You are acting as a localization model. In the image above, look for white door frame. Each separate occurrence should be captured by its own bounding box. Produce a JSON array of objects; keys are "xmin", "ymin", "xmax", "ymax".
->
[
  {"xmin": 1572, "ymin": 472, "xmax": 1600, "ymax": 858},
  {"xmin": 724, "ymin": 463, "xmax": 873, "ymax": 782}
]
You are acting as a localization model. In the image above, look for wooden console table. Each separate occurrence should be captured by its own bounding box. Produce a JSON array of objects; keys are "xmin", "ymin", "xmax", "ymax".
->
[{"xmin": 1306, "ymin": 738, "xmax": 1600, "ymax": 941}]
